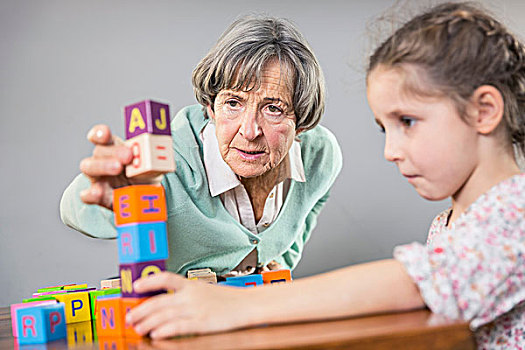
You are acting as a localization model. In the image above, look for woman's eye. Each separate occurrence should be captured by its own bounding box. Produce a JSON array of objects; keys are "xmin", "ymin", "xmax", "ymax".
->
[
  {"xmin": 266, "ymin": 105, "xmax": 283, "ymax": 115},
  {"xmin": 226, "ymin": 100, "xmax": 240, "ymax": 108}
]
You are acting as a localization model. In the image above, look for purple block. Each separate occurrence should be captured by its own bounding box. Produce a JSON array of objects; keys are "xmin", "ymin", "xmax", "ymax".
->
[
  {"xmin": 119, "ymin": 260, "xmax": 166, "ymax": 298},
  {"xmin": 124, "ymin": 100, "xmax": 171, "ymax": 140}
]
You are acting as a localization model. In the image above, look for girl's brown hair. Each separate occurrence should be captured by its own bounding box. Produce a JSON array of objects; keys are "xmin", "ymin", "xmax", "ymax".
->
[{"xmin": 368, "ymin": 2, "xmax": 525, "ymax": 157}]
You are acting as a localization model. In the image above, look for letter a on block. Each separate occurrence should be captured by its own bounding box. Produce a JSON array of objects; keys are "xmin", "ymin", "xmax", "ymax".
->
[{"xmin": 129, "ymin": 108, "xmax": 146, "ymax": 134}]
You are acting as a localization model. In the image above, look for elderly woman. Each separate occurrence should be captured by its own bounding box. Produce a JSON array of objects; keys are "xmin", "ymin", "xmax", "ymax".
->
[{"xmin": 60, "ymin": 16, "xmax": 341, "ymax": 278}]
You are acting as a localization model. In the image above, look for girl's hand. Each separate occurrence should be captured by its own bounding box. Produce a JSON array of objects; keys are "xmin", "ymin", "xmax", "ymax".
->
[{"xmin": 126, "ymin": 272, "xmax": 256, "ymax": 339}]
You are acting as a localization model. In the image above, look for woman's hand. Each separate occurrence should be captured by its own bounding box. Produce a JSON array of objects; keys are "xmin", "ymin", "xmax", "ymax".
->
[
  {"xmin": 79, "ymin": 124, "xmax": 134, "ymax": 209},
  {"xmin": 126, "ymin": 272, "xmax": 257, "ymax": 339}
]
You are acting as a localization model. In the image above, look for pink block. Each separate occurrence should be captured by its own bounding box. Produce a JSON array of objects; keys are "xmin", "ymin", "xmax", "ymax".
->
[{"xmin": 10, "ymin": 300, "xmax": 57, "ymax": 337}]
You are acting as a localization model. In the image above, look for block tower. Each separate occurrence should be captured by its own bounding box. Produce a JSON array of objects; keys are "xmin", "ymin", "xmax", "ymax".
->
[{"xmin": 96, "ymin": 100, "xmax": 175, "ymax": 338}]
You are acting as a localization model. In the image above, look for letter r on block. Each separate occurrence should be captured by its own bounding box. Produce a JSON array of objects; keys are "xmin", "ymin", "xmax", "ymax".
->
[{"xmin": 22, "ymin": 316, "xmax": 36, "ymax": 337}]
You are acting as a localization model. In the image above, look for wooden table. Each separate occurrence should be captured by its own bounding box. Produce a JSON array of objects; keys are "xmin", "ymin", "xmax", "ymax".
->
[{"xmin": 0, "ymin": 306, "xmax": 475, "ymax": 349}]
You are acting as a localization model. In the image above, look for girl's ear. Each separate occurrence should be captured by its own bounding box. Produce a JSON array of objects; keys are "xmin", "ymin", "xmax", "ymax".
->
[
  {"xmin": 207, "ymin": 105, "xmax": 216, "ymax": 120},
  {"xmin": 469, "ymin": 85, "xmax": 504, "ymax": 134}
]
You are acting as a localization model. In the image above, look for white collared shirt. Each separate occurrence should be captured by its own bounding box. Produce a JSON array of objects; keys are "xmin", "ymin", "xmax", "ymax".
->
[{"xmin": 200, "ymin": 121, "xmax": 305, "ymax": 274}]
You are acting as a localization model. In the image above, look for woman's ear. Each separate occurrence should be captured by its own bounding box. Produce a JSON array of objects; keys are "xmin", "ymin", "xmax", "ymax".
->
[
  {"xmin": 469, "ymin": 85, "xmax": 504, "ymax": 134},
  {"xmin": 207, "ymin": 105, "xmax": 216, "ymax": 120}
]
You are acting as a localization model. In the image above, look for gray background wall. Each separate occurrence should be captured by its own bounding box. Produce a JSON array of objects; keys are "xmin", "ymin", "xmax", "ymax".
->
[{"xmin": 1, "ymin": 0, "xmax": 523, "ymax": 305}]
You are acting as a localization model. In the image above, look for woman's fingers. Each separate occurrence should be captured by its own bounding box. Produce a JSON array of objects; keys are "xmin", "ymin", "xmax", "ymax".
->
[{"xmin": 87, "ymin": 124, "xmax": 113, "ymax": 145}]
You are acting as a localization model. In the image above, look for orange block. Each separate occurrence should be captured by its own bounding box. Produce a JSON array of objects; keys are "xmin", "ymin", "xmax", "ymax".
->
[
  {"xmin": 95, "ymin": 296, "xmax": 124, "ymax": 337},
  {"xmin": 261, "ymin": 269, "xmax": 292, "ymax": 284},
  {"xmin": 113, "ymin": 185, "xmax": 167, "ymax": 226},
  {"xmin": 121, "ymin": 298, "xmax": 147, "ymax": 338}
]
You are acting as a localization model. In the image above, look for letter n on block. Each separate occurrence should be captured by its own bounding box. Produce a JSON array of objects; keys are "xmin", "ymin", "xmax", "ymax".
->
[
  {"xmin": 15, "ymin": 303, "xmax": 66, "ymax": 344},
  {"xmin": 120, "ymin": 260, "xmax": 166, "ymax": 298},
  {"xmin": 124, "ymin": 100, "xmax": 171, "ymax": 140},
  {"xmin": 95, "ymin": 295, "xmax": 124, "ymax": 337},
  {"xmin": 117, "ymin": 221, "xmax": 169, "ymax": 263},
  {"xmin": 261, "ymin": 269, "xmax": 292, "ymax": 284},
  {"xmin": 113, "ymin": 185, "xmax": 167, "ymax": 226}
]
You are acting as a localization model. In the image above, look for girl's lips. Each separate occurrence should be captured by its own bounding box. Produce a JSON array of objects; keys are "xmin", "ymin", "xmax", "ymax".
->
[{"xmin": 235, "ymin": 148, "xmax": 265, "ymax": 160}]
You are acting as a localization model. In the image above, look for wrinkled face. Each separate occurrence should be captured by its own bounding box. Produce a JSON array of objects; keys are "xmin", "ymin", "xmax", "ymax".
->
[
  {"xmin": 366, "ymin": 65, "xmax": 479, "ymax": 201},
  {"xmin": 208, "ymin": 60, "xmax": 297, "ymax": 179}
]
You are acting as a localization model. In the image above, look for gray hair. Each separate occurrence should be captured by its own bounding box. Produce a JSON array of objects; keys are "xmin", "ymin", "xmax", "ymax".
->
[{"xmin": 192, "ymin": 15, "xmax": 325, "ymax": 131}]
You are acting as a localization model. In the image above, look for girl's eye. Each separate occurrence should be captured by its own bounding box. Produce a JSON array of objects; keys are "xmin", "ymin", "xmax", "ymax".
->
[{"xmin": 400, "ymin": 116, "xmax": 416, "ymax": 128}]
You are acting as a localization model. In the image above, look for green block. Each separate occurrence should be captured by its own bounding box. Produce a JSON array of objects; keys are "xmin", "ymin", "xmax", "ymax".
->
[
  {"xmin": 91, "ymin": 319, "xmax": 97, "ymax": 341},
  {"xmin": 88, "ymin": 288, "xmax": 121, "ymax": 319},
  {"xmin": 37, "ymin": 286, "xmax": 63, "ymax": 293},
  {"xmin": 23, "ymin": 296, "xmax": 57, "ymax": 303}
]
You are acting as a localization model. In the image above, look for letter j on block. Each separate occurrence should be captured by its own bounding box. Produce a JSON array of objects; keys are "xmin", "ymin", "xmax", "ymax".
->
[{"xmin": 113, "ymin": 185, "xmax": 167, "ymax": 226}]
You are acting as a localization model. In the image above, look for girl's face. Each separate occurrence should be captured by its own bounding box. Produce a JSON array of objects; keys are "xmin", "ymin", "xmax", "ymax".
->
[{"xmin": 366, "ymin": 65, "xmax": 479, "ymax": 201}]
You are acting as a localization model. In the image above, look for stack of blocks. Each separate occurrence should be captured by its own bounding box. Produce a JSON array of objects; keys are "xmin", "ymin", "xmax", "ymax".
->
[{"xmin": 96, "ymin": 100, "xmax": 175, "ymax": 338}]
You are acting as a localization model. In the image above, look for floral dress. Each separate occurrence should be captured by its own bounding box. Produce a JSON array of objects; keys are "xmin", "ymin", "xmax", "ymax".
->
[{"xmin": 394, "ymin": 173, "xmax": 525, "ymax": 349}]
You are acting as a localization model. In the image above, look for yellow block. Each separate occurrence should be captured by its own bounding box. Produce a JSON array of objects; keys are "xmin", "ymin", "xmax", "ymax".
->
[
  {"xmin": 64, "ymin": 284, "xmax": 88, "ymax": 290},
  {"xmin": 67, "ymin": 320, "xmax": 93, "ymax": 347},
  {"xmin": 55, "ymin": 291, "xmax": 91, "ymax": 324}
]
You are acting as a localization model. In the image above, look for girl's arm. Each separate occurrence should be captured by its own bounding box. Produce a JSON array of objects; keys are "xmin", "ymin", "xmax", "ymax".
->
[
  {"xmin": 248, "ymin": 259, "xmax": 425, "ymax": 325},
  {"xmin": 128, "ymin": 259, "xmax": 425, "ymax": 339}
]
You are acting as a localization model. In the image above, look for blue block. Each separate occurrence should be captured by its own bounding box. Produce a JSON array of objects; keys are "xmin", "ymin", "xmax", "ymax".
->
[
  {"xmin": 225, "ymin": 274, "xmax": 263, "ymax": 287},
  {"xmin": 16, "ymin": 303, "xmax": 66, "ymax": 344},
  {"xmin": 117, "ymin": 221, "xmax": 169, "ymax": 263}
]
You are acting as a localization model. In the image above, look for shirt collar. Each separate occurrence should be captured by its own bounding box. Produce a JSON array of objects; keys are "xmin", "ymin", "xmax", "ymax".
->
[{"xmin": 200, "ymin": 122, "xmax": 305, "ymax": 197}]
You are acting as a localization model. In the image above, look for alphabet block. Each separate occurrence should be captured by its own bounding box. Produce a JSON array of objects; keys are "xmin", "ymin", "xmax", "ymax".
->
[
  {"xmin": 64, "ymin": 284, "xmax": 87, "ymax": 290},
  {"xmin": 119, "ymin": 260, "xmax": 166, "ymax": 297},
  {"xmin": 100, "ymin": 279, "xmax": 120, "ymax": 289},
  {"xmin": 224, "ymin": 274, "xmax": 263, "ymax": 287},
  {"xmin": 124, "ymin": 100, "xmax": 171, "ymax": 140},
  {"xmin": 113, "ymin": 185, "xmax": 167, "ymax": 226},
  {"xmin": 66, "ymin": 321, "xmax": 92, "ymax": 347},
  {"xmin": 11, "ymin": 301, "xmax": 57, "ymax": 337},
  {"xmin": 117, "ymin": 221, "xmax": 169, "ymax": 263},
  {"xmin": 261, "ymin": 269, "xmax": 292, "ymax": 284},
  {"xmin": 95, "ymin": 295, "xmax": 124, "ymax": 337},
  {"xmin": 54, "ymin": 292, "xmax": 91, "ymax": 324},
  {"xmin": 23, "ymin": 296, "xmax": 57, "ymax": 304},
  {"xmin": 89, "ymin": 288, "xmax": 121, "ymax": 320},
  {"xmin": 187, "ymin": 268, "xmax": 217, "ymax": 284},
  {"xmin": 125, "ymin": 133, "xmax": 175, "ymax": 179},
  {"xmin": 15, "ymin": 303, "xmax": 66, "ymax": 344},
  {"xmin": 37, "ymin": 284, "xmax": 76, "ymax": 293},
  {"xmin": 121, "ymin": 298, "xmax": 146, "ymax": 338}
]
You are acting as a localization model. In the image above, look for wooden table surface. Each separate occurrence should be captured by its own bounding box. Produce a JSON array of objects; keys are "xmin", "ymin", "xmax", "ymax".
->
[{"xmin": 1, "ymin": 306, "xmax": 475, "ymax": 349}]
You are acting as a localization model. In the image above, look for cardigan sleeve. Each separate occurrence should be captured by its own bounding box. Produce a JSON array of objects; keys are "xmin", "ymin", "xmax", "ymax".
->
[{"xmin": 60, "ymin": 173, "xmax": 117, "ymax": 239}]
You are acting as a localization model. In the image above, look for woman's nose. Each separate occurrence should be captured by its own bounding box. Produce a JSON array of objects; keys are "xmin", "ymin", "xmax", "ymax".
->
[{"xmin": 239, "ymin": 109, "xmax": 262, "ymax": 141}]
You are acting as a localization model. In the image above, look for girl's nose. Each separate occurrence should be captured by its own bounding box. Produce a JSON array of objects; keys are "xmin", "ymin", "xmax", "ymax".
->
[{"xmin": 383, "ymin": 133, "xmax": 402, "ymax": 162}]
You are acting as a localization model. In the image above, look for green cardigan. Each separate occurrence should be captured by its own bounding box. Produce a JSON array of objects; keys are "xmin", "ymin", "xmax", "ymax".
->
[{"xmin": 60, "ymin": 104, "xmax": 342, "ymax": 276}]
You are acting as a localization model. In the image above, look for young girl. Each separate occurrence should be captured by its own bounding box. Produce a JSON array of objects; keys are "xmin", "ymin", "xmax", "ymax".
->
[{"xmin": 127, "ymin": 3, "xmax": 524, "ymax": 348}]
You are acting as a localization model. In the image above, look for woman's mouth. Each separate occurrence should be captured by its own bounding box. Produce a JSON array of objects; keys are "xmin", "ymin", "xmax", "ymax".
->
[{"xmin": 235, "ymin": 148, "xmax": 266, "ymax": 160}]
